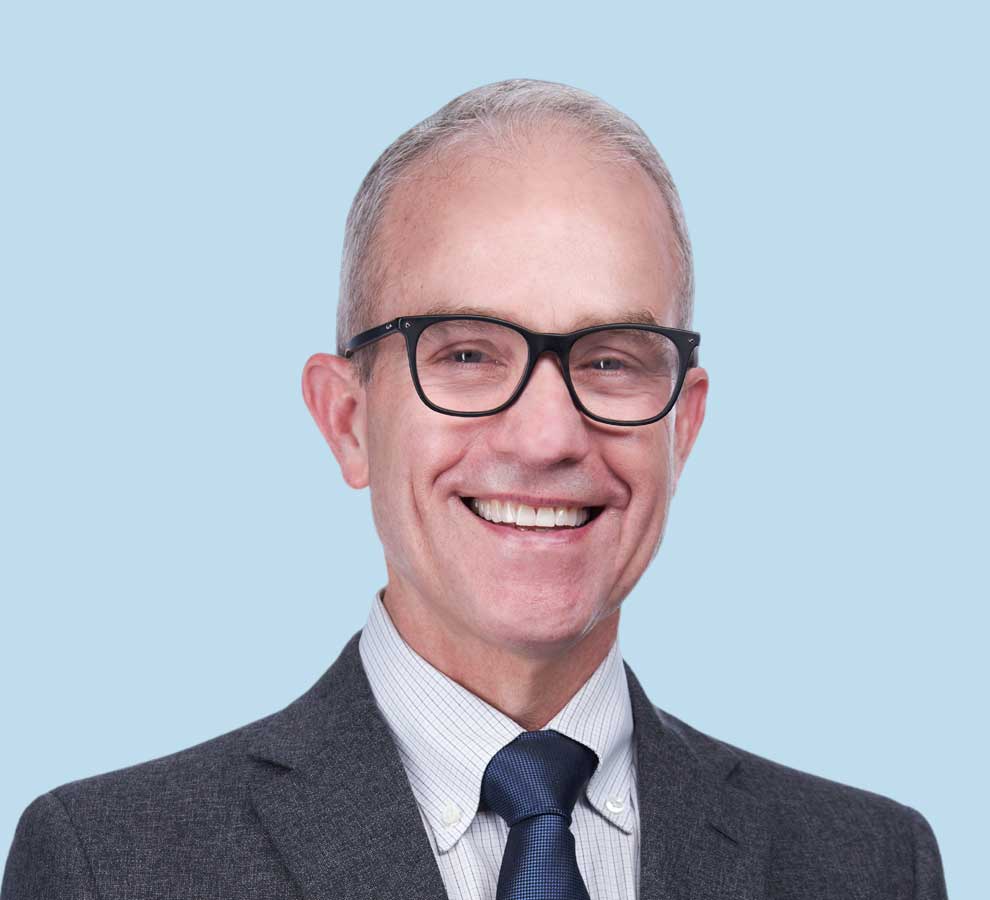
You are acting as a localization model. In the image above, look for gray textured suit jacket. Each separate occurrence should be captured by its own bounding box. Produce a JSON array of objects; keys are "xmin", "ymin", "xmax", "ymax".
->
[{"xmin": 2, "ymin": 631, "xmax": 947, "ymax": 899}]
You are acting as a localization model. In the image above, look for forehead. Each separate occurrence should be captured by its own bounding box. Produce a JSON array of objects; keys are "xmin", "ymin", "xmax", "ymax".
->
[{"xmin": 374, "ymin": 130, "xmax": 681, "ymax": 331}]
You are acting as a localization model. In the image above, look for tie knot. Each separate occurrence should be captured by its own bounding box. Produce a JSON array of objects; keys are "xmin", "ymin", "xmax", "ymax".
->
[{"xmin": 481, "ymin": 729, "xmax": 599, "ymax": 828}]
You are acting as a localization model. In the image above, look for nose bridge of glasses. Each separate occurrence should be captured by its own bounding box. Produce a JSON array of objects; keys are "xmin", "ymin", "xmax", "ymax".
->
[
  {"xmin": 516, "ymin": 336, "xmax": 578, "ymax": 409},
  {"xmin": 528, "ymin": 331, "xmax": 571, "ymax": 371}
]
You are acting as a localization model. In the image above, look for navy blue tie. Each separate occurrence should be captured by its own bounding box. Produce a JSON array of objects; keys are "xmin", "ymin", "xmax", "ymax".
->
[{"xmin": 480, "ymin": 729, "xmax": 599, "ymax": 900}]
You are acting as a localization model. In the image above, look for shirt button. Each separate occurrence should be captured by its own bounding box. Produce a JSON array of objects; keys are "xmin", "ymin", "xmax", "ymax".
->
[
  {"xmin": 606, "ymin": 794, "xmax": 625, "ymax": 814},
  {"xmin": 441, "ymin": 801, "xmax": 462, "ymax": 825}
]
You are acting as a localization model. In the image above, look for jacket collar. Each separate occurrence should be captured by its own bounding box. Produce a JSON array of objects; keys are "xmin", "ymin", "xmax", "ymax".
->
[{"xmin": 247, "ymin": 630, "xmax": 769, "ymax": 899}]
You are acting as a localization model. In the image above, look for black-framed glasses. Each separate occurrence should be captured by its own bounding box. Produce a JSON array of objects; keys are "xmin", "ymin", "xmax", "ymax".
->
[{"xmin": 340, "ymin": 314, "xmax": 701, "ymax": 426}]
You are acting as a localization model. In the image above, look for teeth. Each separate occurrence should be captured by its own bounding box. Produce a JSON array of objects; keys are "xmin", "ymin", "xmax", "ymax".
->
[
  {"xmin": 500, "ymin": 500, "xmax": 515, "ymax": 523},
  {"xmin": 468, "ymin": 498, "xmax": 592, "ymax": 529},
  {"xmin": 535, "ymin": 507, "xmax": 556, "ymax": 527},
  {"xmin": 516, "ymin": 504, "xmax": 536, "ymax": 526}
]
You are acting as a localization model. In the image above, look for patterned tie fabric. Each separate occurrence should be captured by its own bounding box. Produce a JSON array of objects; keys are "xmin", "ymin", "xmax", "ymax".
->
[{"xmin": 480, "ymin": 728, "xmax": 599, "ymax": 900}]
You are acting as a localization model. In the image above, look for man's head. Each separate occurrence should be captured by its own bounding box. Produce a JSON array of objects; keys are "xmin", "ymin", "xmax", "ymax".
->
[{"xmin": 304, "ymin": 79, "xmax": 708, "ymax": 665}]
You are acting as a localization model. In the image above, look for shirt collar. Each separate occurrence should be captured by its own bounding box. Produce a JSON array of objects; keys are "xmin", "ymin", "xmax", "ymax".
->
[{"xmin": 358, "ymin": 587, "xmax": 636, "ymax": 853}]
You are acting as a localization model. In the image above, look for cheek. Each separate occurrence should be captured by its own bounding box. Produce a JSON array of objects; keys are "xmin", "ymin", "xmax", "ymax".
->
[
  {"xmin": 365, "ymin": 388, "xmax": 470, "ymax": 527},
  {"xmin": 364, "ymin": 376, "xmax": 420, "ymax": 558},
  {"xmin": 605, "ymin": 426, "xmax": 674, "ymax": 508}
]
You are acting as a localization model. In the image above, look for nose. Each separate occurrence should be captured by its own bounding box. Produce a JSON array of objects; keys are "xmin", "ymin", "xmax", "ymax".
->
[{"xmin": 489, "ymin": 352, "xmax": 593, "ymax": 465}]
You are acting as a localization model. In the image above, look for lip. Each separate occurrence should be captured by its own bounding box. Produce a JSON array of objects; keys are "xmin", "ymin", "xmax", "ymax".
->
[{"xmin": 457, "ymin": 495, "xmax": 606, "ymax": 546}]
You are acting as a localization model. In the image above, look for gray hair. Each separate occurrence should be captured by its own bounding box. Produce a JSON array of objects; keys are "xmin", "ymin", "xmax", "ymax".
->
[{"xmin": 337, "ymin": 78, "xmax": 694, "ymax": 383}]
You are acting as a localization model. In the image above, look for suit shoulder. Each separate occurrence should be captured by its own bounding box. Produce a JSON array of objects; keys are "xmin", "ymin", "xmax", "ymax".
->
[
  {"xmin": 650, "ymin": 704, "xmax": 947, "ymax": 896},
  {"xmin": 24, "ymin": 642, "xmax": 353, "ymax": 838},
  {"xmin": 651, "ymin": 703, "xmax": 923, "ymax": 837},
  {"xmin": 43, "ymin": 704, "xmax": 286, "ymax": 827}
]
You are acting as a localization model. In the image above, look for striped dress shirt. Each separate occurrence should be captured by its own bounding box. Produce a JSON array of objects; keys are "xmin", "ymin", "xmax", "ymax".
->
[{"xmin": 358, "ymin": 588, "xmax": 640, "ymax": 900}]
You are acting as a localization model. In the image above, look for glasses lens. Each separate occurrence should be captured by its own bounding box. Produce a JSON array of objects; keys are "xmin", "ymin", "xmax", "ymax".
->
[
  {"xmin": 568, "ymin": 328, "xmax": 681, "ymax": 422},
  {"xmin": 415, "ymin": 319, "xmax": 529, "ymax": 412}
]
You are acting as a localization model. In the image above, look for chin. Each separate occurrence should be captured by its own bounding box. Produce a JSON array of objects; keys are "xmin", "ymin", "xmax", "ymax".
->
[{"xmin": 465, "ymin": 582, "xmax": 605, "ymax": 649}]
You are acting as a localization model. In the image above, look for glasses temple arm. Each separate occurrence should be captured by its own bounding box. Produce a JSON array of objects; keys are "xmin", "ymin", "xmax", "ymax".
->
[{"xmin": 338, "ymin": 317, "xmax": 404, "ymax": 358}]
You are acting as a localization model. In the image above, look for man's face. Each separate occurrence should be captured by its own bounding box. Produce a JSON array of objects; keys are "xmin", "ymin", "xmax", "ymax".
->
[{"xmin": 335, "ymin": 130, "xmax": 706, "ymax": 660}]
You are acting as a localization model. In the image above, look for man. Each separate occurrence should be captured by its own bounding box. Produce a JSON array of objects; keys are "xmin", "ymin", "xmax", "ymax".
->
[{"xmin": 2, "ymin": 78, "xmax": 946, "ymax": 899}]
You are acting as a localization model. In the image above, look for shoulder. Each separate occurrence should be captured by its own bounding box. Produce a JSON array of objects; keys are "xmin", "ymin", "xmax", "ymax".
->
[
  {"xmin": 653, "ymin": 701, "xmax": 929, "ymax": 826},
  {"xmin": 649, "ymin": 703, "xmax": 946, "ymax": 896},
  {"xmin": 2, "ymin": 709, "xmax": 285, "ymax": 900},
  {"xmin": 15, "ymin": 634, "xmax": 363, "ymax": 837},
  {"xmin": 15, "ymin": 707, "xmax": 282, "ymax": 845},
  {"xmin": 59, "ymin": 709, "xmax": 279, "ymax": 815},
  {"xmin": 2, "ymin": 637, "xmax": 368, "ymax": 898}
]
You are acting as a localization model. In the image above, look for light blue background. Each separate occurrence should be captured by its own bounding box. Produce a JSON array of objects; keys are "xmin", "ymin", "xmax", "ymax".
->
[{"xmin": 1, "ymin": 2, "xmax": 985, "ymax": 896}]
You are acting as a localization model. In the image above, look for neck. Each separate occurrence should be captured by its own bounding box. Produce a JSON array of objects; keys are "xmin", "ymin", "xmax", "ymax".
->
[{"xmin": 380, "ymin": 585, "xmax": 620, "ymax": 731}]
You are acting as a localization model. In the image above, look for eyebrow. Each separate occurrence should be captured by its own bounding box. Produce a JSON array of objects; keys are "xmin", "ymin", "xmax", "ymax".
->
[{"xmin": 416, "ymin": 303, "xmax": 664, "ymax": 330}]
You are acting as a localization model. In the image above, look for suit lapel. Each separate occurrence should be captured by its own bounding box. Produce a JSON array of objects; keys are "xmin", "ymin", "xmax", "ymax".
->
[
  {"xmin": 245, "ymin": 630, "xmax": 768, "ymax": 900},
  {"xmin": 626, "ymin": 662, "xmax": 770, "ymax": 899},
  {"xmin": 247, "ymin": 632, "xmax": 449, "ymax": 900}
]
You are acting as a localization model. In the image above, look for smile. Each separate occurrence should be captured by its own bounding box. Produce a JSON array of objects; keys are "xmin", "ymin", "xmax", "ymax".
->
[{"xmin": 460, "ymin": 496, "xmax": 605, "ymax": 530}]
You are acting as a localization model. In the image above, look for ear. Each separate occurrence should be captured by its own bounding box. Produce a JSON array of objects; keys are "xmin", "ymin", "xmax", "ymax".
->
[
  {"xmin": 672, "ymin": 365, "xmax": 709, "ymax": 487},
  {"xmin": 301, "ymin": 353, "xmax": 369, "ymax": 489}
]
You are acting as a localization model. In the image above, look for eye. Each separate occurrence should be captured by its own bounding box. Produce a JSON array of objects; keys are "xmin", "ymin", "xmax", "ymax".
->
[
  {"xmin": 588, "ymin": 357, "xmax": 625, "ymax": 371},
  {"xmin": 451, "ymin": 348, "xmax": 488, "ymax": 364}
]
